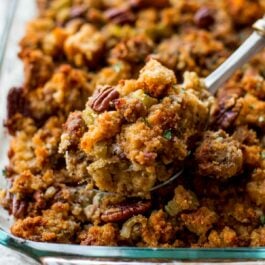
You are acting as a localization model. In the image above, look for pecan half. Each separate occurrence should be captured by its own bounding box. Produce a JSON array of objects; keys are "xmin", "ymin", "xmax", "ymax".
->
[
  {"xmin": 101, "ymin": 200, "xmax": 151, "ymax": 223},
  {"xmin": 7, "ymin": 87, "xmax": 29, "ymax": 119},
  {"xmin": 90, "ymin": 86, "xmax": 120, "ymax": 113},
  {"xmin": 104, "ymin": 7, "xmax": 135, "ymax": 25}
]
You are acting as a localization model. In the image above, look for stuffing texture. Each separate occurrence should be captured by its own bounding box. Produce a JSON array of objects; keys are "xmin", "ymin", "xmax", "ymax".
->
[{"xmin": 1, "ymin": 0, "xmax": 265, "ymax": 248}]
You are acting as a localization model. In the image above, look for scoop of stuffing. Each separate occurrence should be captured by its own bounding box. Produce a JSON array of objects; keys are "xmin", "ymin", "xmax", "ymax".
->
[{"xmin": 60, "ymin": 59, "xmax": 211, "ymax": 196}]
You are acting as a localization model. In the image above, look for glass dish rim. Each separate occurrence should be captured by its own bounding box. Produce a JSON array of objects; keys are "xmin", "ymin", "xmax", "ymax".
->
[
  {"xmin": 1, "ymin": 0, "xmax": 265, "ymax": 262},
  {"xmin": 0, "ymin": 0, "xmax": 18, "ymax": 75},
  {"xmin": 2, "ymin": 228, "xmax": 265, "ymax": 261}
]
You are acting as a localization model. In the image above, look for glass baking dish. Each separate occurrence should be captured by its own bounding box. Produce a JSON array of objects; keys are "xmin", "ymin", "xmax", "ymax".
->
[{"xmin": 1, "ymin": 0, "xmax": 265, "ymax": 264}]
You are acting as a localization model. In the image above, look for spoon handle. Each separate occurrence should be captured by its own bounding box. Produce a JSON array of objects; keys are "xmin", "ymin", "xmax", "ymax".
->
[{"xmin": 205, "ymin": 16, "xmax": 265, "ymax": 94}]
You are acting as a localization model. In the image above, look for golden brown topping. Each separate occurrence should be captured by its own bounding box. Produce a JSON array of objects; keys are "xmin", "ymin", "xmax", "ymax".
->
[
  {"xmin": 206, "ymin": 227, "xmax": 238, "ymax": 247},
  {"xmin": 225, "ymin": 0, "xmax": 264, "ymax": 26},
  {"xmin": 237, "ymin": 94, "xmax": 265, "ymax": 132},
  {"xmin": 151, "ymin": 31, "xmax": 226, "ymax": 78},
  {"xmin": 181, "ymin": 207, "xmax": 218, "ymax": 236},
  {"xmin": 146, "ymin": 210, "xmax": 175, "ymax": 245},
  {"xmin": 138, "ymin": 59, "xmax": 176, "ymax": 97},
  {"xmin": 250, "ymin": 227, "xmax": 265, "ymax": 246},
  {"xmin": 11, "ymin": 203, "xmax": 80, "ymax": 243},
  {"xmin": 247, "ymin": 169, "xmax": 265, "ymax": 207},
  {"xmin": 101, "ymin": 200, "xmax": 151, "ymax": 222},
  {"xmin": 165, "ymin": 185, "xmax": 199, "ymax": 216},
  {"xmin": 115, "ymin": 97, "xmax": 146, "ymax": 122},
  {"xmin": 229, "ymin": 201, "xmax": 258, "ymax": 224},
  {"xmin": 64, "ymin": 24, "xmax": 105, "ymax": 68},
  {"xmin": 110, "ymin": 35, "xmax": 154, "ymax": 64},
  {"xmin": 90, "ymin": 86, "xmax": 120, "ymax": 113},
  {"xmin": 241, "ymin": 68, "xmax": 265, "ymax": 100},
  {"xmin": 81, "ymin": 111, "xmax": 122, "ymax": 152},
  {"xmin": 80, "ymin": 223, "xmax": 119, "ymax": 246},
  {"xmin": 21, "ymin": 50, "xmax": 54, "ymax": 91}
]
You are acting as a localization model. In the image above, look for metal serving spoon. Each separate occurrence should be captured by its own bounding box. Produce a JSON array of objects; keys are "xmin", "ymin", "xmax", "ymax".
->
[{"xmin": 150, "ymin": 16, "xmax": 265, "ymax": 191}]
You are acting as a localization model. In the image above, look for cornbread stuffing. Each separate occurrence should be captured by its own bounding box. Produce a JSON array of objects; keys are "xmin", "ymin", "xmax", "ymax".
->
[
  {"xmin": 59, "ymin": 60, "xmax": 211, "ymax": 196},
  {"xmin": 1, "ymin": 0, "xmax": 265, "ymax": 248}
]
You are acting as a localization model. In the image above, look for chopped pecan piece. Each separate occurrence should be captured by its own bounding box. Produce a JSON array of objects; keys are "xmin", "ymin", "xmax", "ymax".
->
[
  {"xmin": 69, "ymin": 5, "xmax": 88, "ymax": 19},
  {"xmin": 211, "ymin": 86, "xmax": 245, "ymax": 130},
  {"xmin": 33, "ymin": 191, "xmax": 46, "ymax": 209},
  {"xmin": 104, "ymin": 7, "xmax": 136, "ymax": 25},
  {"xmin": 194, "ymin": 7, "xmax": 215, "ymax": 29},
  {"xmin": 7, "ymin": 87, "xmax": 29, "ymax": 119},
  {"xmin": 129, "ymin": 0, "xmax": 170, "ymax": 9},
  {"xmin": 90, "ymin": 86, "xmax": 120, "ymax": 113},
  {"xmin": 216, "ymin": 103, "xmax": 242, "ymax": 129},
  {"xmin": 63, "ymin": 112, "xmax": 86, "ymax": 146},
  {"xmin": 12, "ymin": 196, "xmax": 28, "ymax": 219},
  {"xmin": 101, "ymin": 200, "xmax": 151, "ymax": 223}
]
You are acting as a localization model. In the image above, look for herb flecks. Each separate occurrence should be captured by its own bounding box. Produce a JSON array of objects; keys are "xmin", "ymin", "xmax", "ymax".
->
[
  {"xmin": 113, "ymin": 62, "xmax": 122, "ymax": 73},
  {"xmin": 142, "ymin": 117, "xmax": 151, "ymax": 128},
  {"xmin": 163, "ymin": 129, "xmax": 173, "ymax": 140}
]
